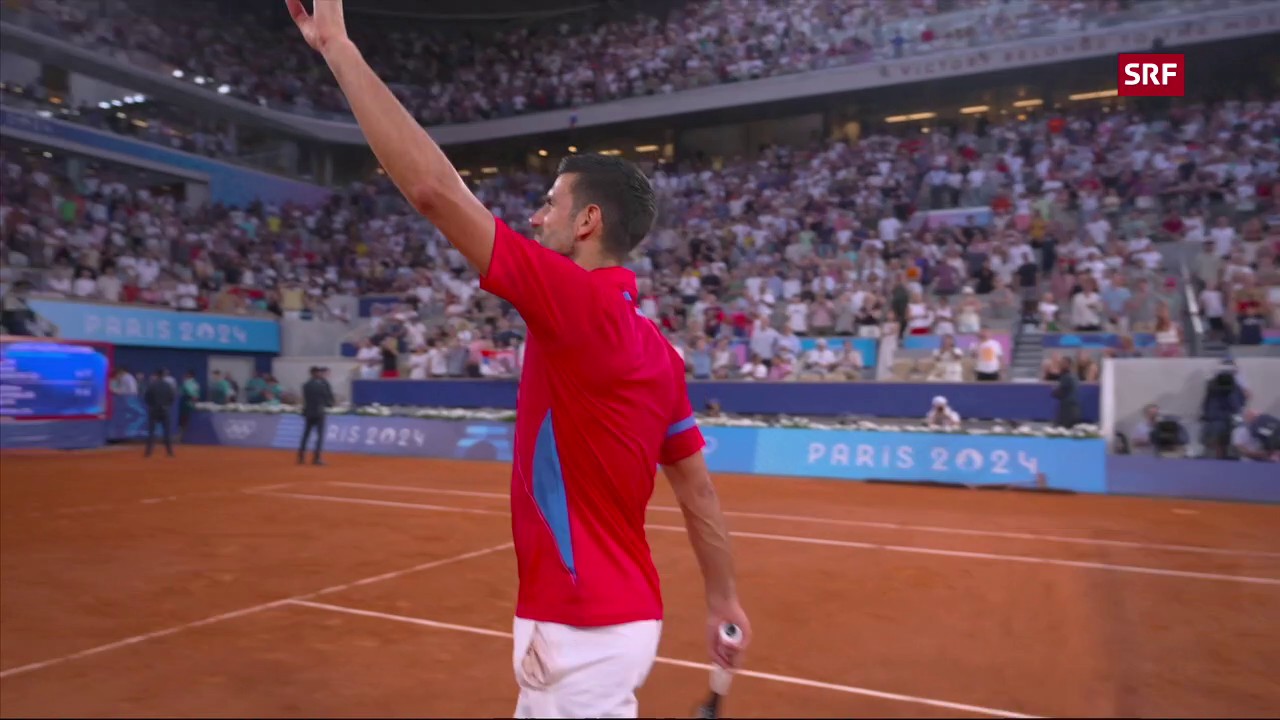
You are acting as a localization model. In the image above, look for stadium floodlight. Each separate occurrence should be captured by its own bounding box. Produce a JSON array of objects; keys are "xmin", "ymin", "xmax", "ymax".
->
[
  {"xmin": 172, "ymin": 69, "xmax": 184, "ymax": 78},
  {"xmin": 1068, "ymin": 89, "xmax": 1119, "ymax": 101},
  {"xmin": 217, "ymin": 84, "xmax": 232, "ymax": 95},
  {"xmin": 960, "ymin": 105, "xmax": 990, "ymax": 114}
]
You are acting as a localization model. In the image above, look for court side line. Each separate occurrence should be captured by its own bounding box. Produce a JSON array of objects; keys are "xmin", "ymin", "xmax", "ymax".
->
[
  {"xmin": 263, "ymin": 492, "xmax": 1280, "ymax": 586},
  {"xmin": 286, "ymin": 599, "xmax": 1039, "ymax": 719},
  {"xmin": 2, "ymin": 482, "xmax": 311, "ymax": 521},
  {"xmin": 648, "ymin": 527, "xmax": 1280, "ymax": 587},
  {"xmin": 323, "ymin": 481, "xmax": 1280, "ymax": 559},
  {"xmin": 0, "ymin": 542, "xmax": 512, "ymax": 680},
  {"xmin": 259, "ymin": 491, "xmax": 510, "ymax": 517}
]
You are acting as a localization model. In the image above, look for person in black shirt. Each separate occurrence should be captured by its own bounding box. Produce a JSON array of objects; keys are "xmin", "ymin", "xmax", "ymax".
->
[
  {"xmin": 299, "ymin": 366, "xmax": 335, "ymax": 465},
  {"xmin": 143, "ymin": 370, "xmax": 176, "ymax": 458}
]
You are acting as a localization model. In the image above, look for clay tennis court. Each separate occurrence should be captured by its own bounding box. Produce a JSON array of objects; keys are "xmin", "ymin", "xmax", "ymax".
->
[{"xmin": 1, "ymin": 446, "xmax": 1278, "ymax": 718}]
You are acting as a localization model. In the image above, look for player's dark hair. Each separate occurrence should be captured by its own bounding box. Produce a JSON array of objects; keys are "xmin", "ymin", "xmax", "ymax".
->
[{"xmin": 557, "ymin": 154, "xmax": 656, "ymax": 259}]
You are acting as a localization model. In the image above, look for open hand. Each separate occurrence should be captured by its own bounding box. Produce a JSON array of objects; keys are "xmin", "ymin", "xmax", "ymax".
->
[{"xmin": 285, "ymin": 0, "xmax": 349, "ymax": 54}]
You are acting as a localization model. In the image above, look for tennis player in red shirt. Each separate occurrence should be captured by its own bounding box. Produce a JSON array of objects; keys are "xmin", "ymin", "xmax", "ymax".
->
[{"xmin": 288, "ymin": 2, "xmax": 751, "ymax": 717}]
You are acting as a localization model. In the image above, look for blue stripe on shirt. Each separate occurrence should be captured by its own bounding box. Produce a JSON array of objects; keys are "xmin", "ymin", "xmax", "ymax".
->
[{"xmin": 666, "ymin": 414, "xmax": 697, "ymax": 437}]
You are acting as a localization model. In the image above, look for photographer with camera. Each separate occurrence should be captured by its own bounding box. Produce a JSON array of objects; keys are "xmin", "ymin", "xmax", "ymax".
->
[
  {"xmin": 1200, "ymin": 360, "xmax": 1247, "ymax": 460},
  {"xmin": 1129, "ymin": 403, "xmax": 1190, "ymax": 457},
  {"xmin": 1231, "ymin": 409, "xmax": 1280, "ymax": 463}
]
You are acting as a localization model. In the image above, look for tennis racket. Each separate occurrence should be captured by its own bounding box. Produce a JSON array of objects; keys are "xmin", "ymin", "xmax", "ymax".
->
[{"xmin": 695, "ymin": 623, "xmax": 741, "ymax": 719}]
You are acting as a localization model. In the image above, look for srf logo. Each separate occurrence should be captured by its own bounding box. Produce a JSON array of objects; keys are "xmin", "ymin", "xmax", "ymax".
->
[{"xmin": 1118, "ymin": 54, "xmax": 1185, "ymax": 97}]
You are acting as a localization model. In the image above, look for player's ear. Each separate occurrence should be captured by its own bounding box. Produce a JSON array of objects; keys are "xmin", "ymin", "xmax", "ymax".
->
[{"xmin": 576, "ymin": 203, "xmax": 602, "ymax": 242}]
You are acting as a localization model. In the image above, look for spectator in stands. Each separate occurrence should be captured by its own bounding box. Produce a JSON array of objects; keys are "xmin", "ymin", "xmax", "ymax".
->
[
  {"xmin": 1234, "ymin": 289, "xmax": 1267, "ymax": 345},
  {"xmin": 1152, "ymin": 302, "xmax": 1183, "ymax": 358},
  {"xmin": 748, "ymin": 316, "xmax": 780, "ymax": 368},
  {"xmin": 1199, "ymin": 280, "xmax": 1227, "ymax": 341},
  {"xmin": 770, "ymin": 348, "xmax": 797, "ymax": 381},
  {"xmin": 924, "ymin": 396, "xmax": 961, "ymax": 429},
  {"xmin": 407, "ymin": 344, "xmax": 430, "ymax": 380},
  {"xmin": 930, "ymin": 334, "xmax": 964, "ymax": 383},
  {"xmin": 1051, "ymin": 356, "xmax": 1081, "ymax": 429},
  {"xmin": 955, "ymin": 288, "xmax": 982, "ymax": 334},
  {"xmin": 740, "ymin": 352, "xmax": 768, "ymax": 381},
  {"xmin": 1232, "ymin": 409, "xmax": 1280, "ymax": 462},
  {"xmin": 835, "ymin": 340, "xmax": 864, "ymax": 381},
  {"xmin": 424, "ymin": 339, "xmax": 448, "ymax": 378},
  {"xmin": 688, "ymin": 337, "xmax": 713, "ymax": 380},
  {"xmin": 711, "ymin": 338, "xmax": 736, "ymax": 380},
  {"xmin": 1075, "ymin": 349, "xmax": 1100, "ymax": 383},
  {"xmin": 1041, "ymin": 351, "xmax": 1066, "ymax": 383},
  {"xmin": 1037, "ymin": 291, "xmax": 1060, "ymax": 331},
  {"xmin": 377, "ymin": 336, "xmax": 400, "ymax": 379},
  {"xmin": 1071, "ymin": 276, "xmax": 1104, "ymax": 332},
  {"xmin": 802, "ymin": 338, "xmax": 837, "ymax": 380},
  {"xmin": 972, "ymin": 328, "xmax": 1003, "ymax": 382},
  {"xmin": 355, "ymin": 338, "xmax": 381, "ymax": 380}
]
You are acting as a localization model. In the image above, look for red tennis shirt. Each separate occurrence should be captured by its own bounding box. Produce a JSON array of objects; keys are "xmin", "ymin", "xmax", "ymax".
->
[{"xmin": 480, "ymin": 218, "xmax": 705, "ymax": 627}]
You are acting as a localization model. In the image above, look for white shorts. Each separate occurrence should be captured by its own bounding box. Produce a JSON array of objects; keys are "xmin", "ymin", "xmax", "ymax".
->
[{"xmin": 512, "ymin": 617, "xmax": 662, "ymax": 719}]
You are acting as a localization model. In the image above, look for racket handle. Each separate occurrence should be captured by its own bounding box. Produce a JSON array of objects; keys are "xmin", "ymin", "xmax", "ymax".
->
[
  {"xmin": 710, "ymin": 622, "xmax": 741, "ymax": 695},
  {"xmin": 710, "ymin": 666, "xmax": 733, "ymax": 695}
]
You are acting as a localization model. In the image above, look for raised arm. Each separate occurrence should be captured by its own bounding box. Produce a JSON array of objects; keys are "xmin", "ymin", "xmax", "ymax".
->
[{"xmin": 287, "ymin": 0, "xmax": 493, "ymax": 273}]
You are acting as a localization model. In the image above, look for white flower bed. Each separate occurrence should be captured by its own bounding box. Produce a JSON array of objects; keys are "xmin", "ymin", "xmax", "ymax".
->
[{"xmin": 195, "ymin": 403, "xmax": 1101, "ymax": 439}]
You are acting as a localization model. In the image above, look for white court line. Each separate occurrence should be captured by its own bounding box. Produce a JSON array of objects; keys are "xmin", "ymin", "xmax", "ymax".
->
[
  {"xmin": 325, "ymin": 481, "xmax": 1280, "ymax": 559},
  {"xmin": 3, "ymin": 482, "xmax": 311, "ymax": 520},
  {"xmin": 647, "ymin": 527, "xmax": 1280, "ymax": 587},
  {"xmin": 263, "ymin": 491, "xmax": 509, "ymax": 517},
  {"xmin": 286, "ymin": 598, "xmax": 1039, "ymax": 719},
  {"xmin": 0, "ymin": 542, "xmax": 512, "ymax": 680},
  {"xmin": 261, "ymin": 491, "xmax": 1280, "ymax": 587}
]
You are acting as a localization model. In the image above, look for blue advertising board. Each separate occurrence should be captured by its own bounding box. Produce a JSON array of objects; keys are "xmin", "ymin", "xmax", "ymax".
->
[
  {"xmin": 1043, "ymin": 333, "xmax": 1156, "ymax": 349},
  {"xmin": 751, "ymin": 428, "xmax": 1106, "ymax": 493},
  {"xmin": 187, "ymin": 412, "xmax": 515, "ymax": 461},
  {"xmin": 185, "ymin": 412, "xmax": 1104, "ymax": 492},
  {"xmin": 26, "ymin": 300, "xmax": 281, "ymax": 353}
]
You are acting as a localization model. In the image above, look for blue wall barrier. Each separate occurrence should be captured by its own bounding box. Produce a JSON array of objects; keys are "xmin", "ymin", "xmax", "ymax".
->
[
  {"xmin": 183, "ymin": 412, "xmax": 1280, "ymax": 502},
  {"xmin": 184, "ymin": 412, "xmax": 1105, "ymax": 493},
  {"xmin": 0, "ymin": 418, "xmax": 106, "ymax": 450},
  {"xmin": 185, "ymin": 412, "xmax": 514, "ymax": 461},
  {"xmin": 353, "ymin": 380, "xmax": 1099, "ymax": 423},
  {"xmin": 26, "ymin": 300, "xmax": 281, "ymax": 353},
  {"xmin": 0, "ymin": 107, "xmax": 331, "ymax": 207},
  {"xmin": 1106, "ymin": 455, "xmax": 1280, "ymax": 503}
]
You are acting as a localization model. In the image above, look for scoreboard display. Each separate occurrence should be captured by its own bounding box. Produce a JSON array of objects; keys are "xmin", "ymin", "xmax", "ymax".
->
[{"xmin": 0, "ymin": 339, "xmax": 110, "ymax": 419}]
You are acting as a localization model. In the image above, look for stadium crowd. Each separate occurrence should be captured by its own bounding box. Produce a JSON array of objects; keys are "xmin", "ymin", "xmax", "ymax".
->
[
  {"xmin": 11, "ymin": 0, "xmax": 1215, "ymax": 126},
  {"xmin": 3, "ymin": 96, "xmax": 1278, "ymax": 388}
]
